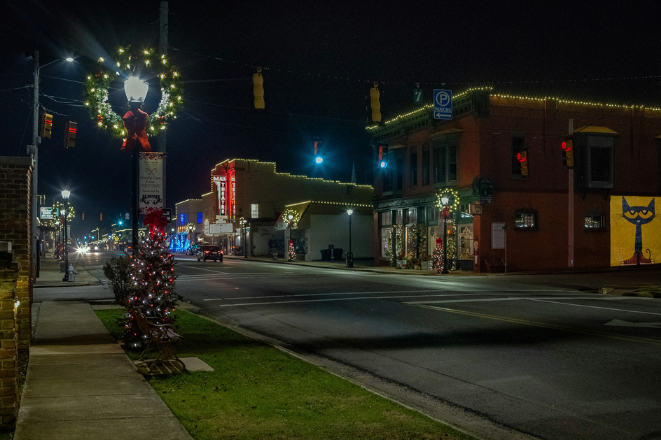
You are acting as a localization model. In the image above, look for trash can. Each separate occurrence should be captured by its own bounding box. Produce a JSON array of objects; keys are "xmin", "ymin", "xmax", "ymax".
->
[
  {"xmin": 332, "ymin": 248, "xmax": 343, "ymax": 261},
  {"xmin": 320, "ymin": 249, "xmax": 331, "ymax": 261}
]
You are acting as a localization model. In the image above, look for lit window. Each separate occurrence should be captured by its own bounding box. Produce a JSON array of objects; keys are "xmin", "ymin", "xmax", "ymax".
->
[
  {"xmin": 515, "ymin": 209, "xmax": 537, "ymax": 229},
  {"xmin": 585, "ymin": 214, "xmax": 605, "ymax": 229}
]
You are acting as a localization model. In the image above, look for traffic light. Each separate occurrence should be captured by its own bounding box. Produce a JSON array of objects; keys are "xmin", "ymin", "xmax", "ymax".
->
[
  {"xmin": 40, "ymin": 113, "xmax": 53, "ymax": 138},
  {"xmin": 100, "ymin": 213, "xmax": 103, "ymax": 221},
  {"xmin": 370, "ymin": 83, "xmax": 381, "ymax": 123},
  {"xmin": 314, "ymin": 140, "xmax": 323, "ymax": 164},
  {"xmin": 517, "ymin": 151, "xmax": 528, "ymax": 177},
  {"xmin": 378, "ymin": 145, "xmax": 388, "ymax": 168},
  {"xmin": 82, "ymin": 212, "xmax": 85, "ymax": 221},
  {"xmin": 64, "ymin": 120, "xmax": 77, "ymax": 148},
  {"xmin": 252, "ymin": 69, "xmax": 265, "ymax": 110},
  {"xmin": 562, "ymin": 137, "xmax": 574, "ymax": 168}
]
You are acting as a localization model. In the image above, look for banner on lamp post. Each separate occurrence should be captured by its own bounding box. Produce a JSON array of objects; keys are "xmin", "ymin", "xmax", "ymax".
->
[{"xmin": 139, "ymin": 152, "xmax": 165, "ymax": 215}]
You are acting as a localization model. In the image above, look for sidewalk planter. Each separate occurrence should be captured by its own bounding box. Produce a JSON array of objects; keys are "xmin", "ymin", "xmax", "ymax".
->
[
  {"xmin": 332, "ymin": 248, "xmax": 343, "ymax": 261},
  {"xmin": 320, "ymin": 249, "xmax": 332, "ymax": 261},
  {"xmin": 397, "ymin": 259, "xmax": 407, "ymax": 269}
]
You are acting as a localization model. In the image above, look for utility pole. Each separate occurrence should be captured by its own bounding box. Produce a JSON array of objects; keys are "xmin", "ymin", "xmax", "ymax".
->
[
  {"xmin": 159, "ymin": 1, "xmax": 168, "ymax": 207},
  {"xmin": 568, "ymin": 119, "xmax": 574, "ymax": 268},
  {"xmin": 31, "ymin": 50, "xmax": 40, "ymax": 280}
]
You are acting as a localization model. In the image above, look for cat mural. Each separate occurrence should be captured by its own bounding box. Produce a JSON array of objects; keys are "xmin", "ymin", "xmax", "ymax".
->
[{"xmin": 620, "ymin": 197, "xmax": 656, "ymax": 265}]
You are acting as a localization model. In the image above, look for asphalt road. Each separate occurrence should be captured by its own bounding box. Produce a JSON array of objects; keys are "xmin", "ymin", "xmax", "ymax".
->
[{"xmin": 62, "ymin": 252, "xmax": 661, "ymax": 440}]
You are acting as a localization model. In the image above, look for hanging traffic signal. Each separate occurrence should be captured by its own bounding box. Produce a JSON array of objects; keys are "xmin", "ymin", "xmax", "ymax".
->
[
  {"xmin": 562, "ymin": 137, "xmax": 574, "ymax": 168},
  {"xmin": 517, "ymin": 151, "xmax": 528, "ymax": 177},
  {"xmin": 370, "ymin": 83, "xmax": 381, "ymax": 123},
  {"xmin": 100, "ymin": 213, "xmax": 103, "ymax": 221},
  {"xmin": 64, "ymin": 120, "xmax": 77, "ymax": 148},
  {"xmin": 82, "ymin": 212, "xmax": 85, "ymax": 221},
  {"xmin": 378, "ymin": 145, "xmax": 388, "ymax": 168},
  {"xmin": 252, "ymin": 69, "xmax": 265, "ymax": 110},
  {"xmin": 314, "ymin": 140, "xmax": 323, "ymax": 164},
  {"xmin": 40, "ymin": 113, "xmax": 53, "ymax": 139}
]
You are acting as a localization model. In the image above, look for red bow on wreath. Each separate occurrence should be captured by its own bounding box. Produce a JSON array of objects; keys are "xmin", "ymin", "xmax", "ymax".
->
[
  {"xmin": 440, "ymin": 207, "xmax": 450, "ymax": 219},
  {"xmin": 143, "ymin": 209, "xmax": 167, "ymax": 235},
  {"xmin": 122, "ymin": 108, "xmax": 152, "ymax": 153}
]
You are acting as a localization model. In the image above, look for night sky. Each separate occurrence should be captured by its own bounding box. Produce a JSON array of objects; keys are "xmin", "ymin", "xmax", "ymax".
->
[{"xmin": 1, "ymin": 0, "xmax": 660, "ymax": 238}]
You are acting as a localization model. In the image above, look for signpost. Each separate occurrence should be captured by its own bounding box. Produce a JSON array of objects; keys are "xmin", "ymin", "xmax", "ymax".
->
[
  {"xmin": 39, "ymin": 207, "xmax": 54, "ymax": 220},
  {"xmin": 433, "ymin": 89, "xmax": 453, "ymax": 120}
]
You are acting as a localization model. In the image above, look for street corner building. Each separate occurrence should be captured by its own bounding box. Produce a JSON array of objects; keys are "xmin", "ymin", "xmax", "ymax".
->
[
  {"xmin": 174, "ymin": 158, "xmax": 374, "ymax": 261},
  {"xmin": 368, "ymin": 88, "xmax": 661, "ymax": 272}
]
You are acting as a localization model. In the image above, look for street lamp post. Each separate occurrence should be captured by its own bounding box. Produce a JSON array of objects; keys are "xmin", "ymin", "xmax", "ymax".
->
[
  {"xmin": 29, "ymin": 52, "xmax": 74, "ymax": 279},
  {"xmin": 187, "ymin": 224, "xmax": 194, "ymax": 254},
  {"xmin": 123, "ymin": 76, "xmax": 149, "ymax": 256},
  {"xmin": 440, "ymin": 196, "xmax": 450, "ymax": 274},
  {"xmin": 346, "ymin": 209, "xmax": 353, "ymax": 267},
  {"xmin": 61, "ymin": 190, "xmax": 70, "ymax": 281}
]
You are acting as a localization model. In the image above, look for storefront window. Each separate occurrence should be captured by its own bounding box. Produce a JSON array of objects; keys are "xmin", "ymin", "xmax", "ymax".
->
[
  {"xmin": 459, "ymin": 225, "xmax": 473, "ymax": 260},
  {"xmin": 381, "ymin": 211, "xmax": 392, "ymax": 226},
  {"xmin": 381, "ymin": 227, "xmax": 392, "ymax": 258}
]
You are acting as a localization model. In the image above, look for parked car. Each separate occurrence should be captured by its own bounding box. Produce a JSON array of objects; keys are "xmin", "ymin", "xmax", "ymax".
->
[{"xmin": 197, "ymin": 245, "xmax": 223, "ymax": 262}]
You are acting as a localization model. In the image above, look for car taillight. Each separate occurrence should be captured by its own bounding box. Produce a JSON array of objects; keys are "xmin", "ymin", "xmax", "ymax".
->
[{"xmin": 205, "ymin": 251, "xmax": 209, "ymax": 254}]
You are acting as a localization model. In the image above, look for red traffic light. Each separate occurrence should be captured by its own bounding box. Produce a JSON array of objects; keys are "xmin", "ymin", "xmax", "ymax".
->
[
  {"xmin": 561, "ymin": 140, "xmax": 572, "ymax": 151},
  {"xmin": 516, "ymin": 152, "xmax": 526, "ymax": 162}
]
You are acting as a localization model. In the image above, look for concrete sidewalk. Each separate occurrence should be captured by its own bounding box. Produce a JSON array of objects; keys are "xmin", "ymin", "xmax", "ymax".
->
[
  {"xmin": 35, "ymin": 254, "xmax": 101, "ymax": 288},
  {"xmin": 15, "ymin": 301, "xmax": 192, "ymax": 440}
]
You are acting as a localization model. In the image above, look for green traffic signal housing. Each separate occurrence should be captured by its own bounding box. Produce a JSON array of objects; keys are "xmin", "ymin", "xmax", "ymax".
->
[
  {"xmin": 40, "ymin": 113, "xmax": 53, "ymax": 139},
  {"xmin": 370, "ymin": 83, "xmax": 381, "ymax": 123},
  {"xmin": 252, "ymin": 69, "xmax": 265, "ymax": 110}
]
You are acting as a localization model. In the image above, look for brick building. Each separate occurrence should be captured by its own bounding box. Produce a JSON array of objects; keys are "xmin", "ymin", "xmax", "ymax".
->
[
  {"xmin": 0, "ymin": 157, "xmax": 33, "ymax": 427},
  {"xmin": 369, "ymin": 88, "xmax": 661, "ymax": 272},
  {"xmin": 175, "ymin": 158, "xmax": 373, "ymax": 259}
]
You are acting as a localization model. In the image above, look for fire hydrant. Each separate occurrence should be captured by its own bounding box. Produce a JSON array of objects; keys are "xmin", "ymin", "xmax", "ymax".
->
[{"xmin": 67, "ymin": 265, "xmax": 76, "ymax": 282}]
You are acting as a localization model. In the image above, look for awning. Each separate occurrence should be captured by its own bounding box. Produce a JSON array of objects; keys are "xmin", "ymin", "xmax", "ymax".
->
[{"xmin": 573, "ymin": 126, "xmax": 619, "ymax": 135}]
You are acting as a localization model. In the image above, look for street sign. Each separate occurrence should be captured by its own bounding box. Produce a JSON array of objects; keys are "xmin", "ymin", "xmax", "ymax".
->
[
  {"xmin": 433, "ymin": 89, "xmax": 452, "ymax": 120},
  {"xmin": 39, "ymin": 207, "xmax": 53, "ymax": 220},
  {"xmin": 125, "ymin": 213, "xmax": 129, "ymax": 220},
  {"xmin": 163, "ymin": 208, "xmax": 172, "ymax": 223},
  {"xmin": 413, "ymin": 88, "xmax": 423, "ymax": 105}
]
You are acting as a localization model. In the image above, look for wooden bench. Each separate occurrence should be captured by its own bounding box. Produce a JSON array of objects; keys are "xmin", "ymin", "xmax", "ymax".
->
[
  {"xmin": 134, "ymin": 310, "xmax": 186, "ymax": 373},
  {"xmin": 484, "ymin": 254, "xmax": 506, "ymax": 273}
]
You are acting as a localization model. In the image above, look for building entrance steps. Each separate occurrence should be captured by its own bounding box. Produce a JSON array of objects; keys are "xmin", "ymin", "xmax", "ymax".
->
[{"xmin": 15, "ymin": 301, "xmax": 192, "ymax": 440}]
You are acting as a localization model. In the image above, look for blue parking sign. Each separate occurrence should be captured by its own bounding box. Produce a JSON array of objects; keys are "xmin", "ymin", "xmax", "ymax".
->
[{"xmin": 433, "ymin": 89, "xmax": 452, "ymax": 120}]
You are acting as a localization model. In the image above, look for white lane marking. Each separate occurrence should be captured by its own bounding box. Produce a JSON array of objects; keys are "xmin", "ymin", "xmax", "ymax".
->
[
  {"xmin": 213, "ymin": 292, "xmax": 596, "ymax": 307},
  {"xmin": 525, "ymin": 298, "xmax": 661, "ymax": 316},
  {"xmin": 204, "ymin": 289, "xmax": 453, "ymax": 301},
  {"xmin": 405, "ymin": 295, "xmax": 641, "ymax": 305},
  {"xmin": 203, "ymin": 289, "xmax": 578, "ymax": 302},
  {"xmin": 216, "ymin": 293, "xmax": 477, "ymax": 307}
]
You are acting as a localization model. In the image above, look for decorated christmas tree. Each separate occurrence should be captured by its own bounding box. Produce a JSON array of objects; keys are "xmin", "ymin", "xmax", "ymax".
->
[
  {"xmin": 288, "ymin": 239, "xmax": 296, "ymax": 261},
  {"xmin": 124, "ymin": 210, "xmax": 178, "ymax": 349},
  {"xmin": 432, "ymin": 237, "xmax": 444, "ymax": 274}
]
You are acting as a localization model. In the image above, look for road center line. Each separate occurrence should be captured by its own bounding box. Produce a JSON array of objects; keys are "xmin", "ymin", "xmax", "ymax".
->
[
  {"xmin": 524, "ymin": 299, "xmax": 661, "ymax": 316},
  {"xmin": 415, "ymin": 305, "xmax": 661, "ymax": 346}
]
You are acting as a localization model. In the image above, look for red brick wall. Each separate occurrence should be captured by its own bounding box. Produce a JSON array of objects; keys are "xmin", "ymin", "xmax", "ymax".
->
[
  {"xmin": 0, "ymin": 158, "xmax": 33, "ymax": 351},
  {"xmin": 0, "ymin": 256, "xmax": 19, "ymax": 427}
]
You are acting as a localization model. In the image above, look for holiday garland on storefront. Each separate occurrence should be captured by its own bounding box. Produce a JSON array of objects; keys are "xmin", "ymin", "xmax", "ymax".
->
[{"xmin": 83, "ymin": 45, "xmax": 183, "ymax": 139}]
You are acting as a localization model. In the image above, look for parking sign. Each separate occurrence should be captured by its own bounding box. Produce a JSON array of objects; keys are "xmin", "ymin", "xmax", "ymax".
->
[{"xmin": 433, "ymin": 89, "xmax": 452, "ymax": 120}]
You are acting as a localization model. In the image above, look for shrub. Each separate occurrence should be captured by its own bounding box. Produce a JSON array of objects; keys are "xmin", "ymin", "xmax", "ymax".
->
[{"xmin": 103, "ymin": 256, "xmax": 133, "ymax": 305}]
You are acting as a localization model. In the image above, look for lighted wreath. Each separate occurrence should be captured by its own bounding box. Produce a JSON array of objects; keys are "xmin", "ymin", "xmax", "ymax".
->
[
  {"xmin": 435, "ymin": 188, "xmax": 460, "ymax": 212},
  {"xmin": 282, "ymin": 208, "xmax": 301, "ymax": 227},
  {"xmin": 83, "ymin": 45, "xmax": 183, "ymax": 139}
]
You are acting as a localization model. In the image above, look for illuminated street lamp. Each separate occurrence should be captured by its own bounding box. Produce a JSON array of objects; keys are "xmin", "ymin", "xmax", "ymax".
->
[
  {"xmin": 440, "ymin": 195, "xmax": 450, "ymax": 274},
  {"xmin": 123, "ymin": 75, "xmax": 149, "ymax": 255},
  {"xmin": 346, "ymin": 208, "xmax": 353, "ymax": 268},
  {"xmin": 29, "ymin": 54, "xmax": 74, "ymax": 279},
  {"xmin": 61, "ymin": 189, "xmax": 70, "ymax": 281}
]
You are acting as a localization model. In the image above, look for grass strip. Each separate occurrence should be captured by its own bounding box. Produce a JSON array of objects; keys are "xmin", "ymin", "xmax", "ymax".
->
[{"xmin": 96, "ymin": 308, "xmax": 476, "ymax": 440}]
